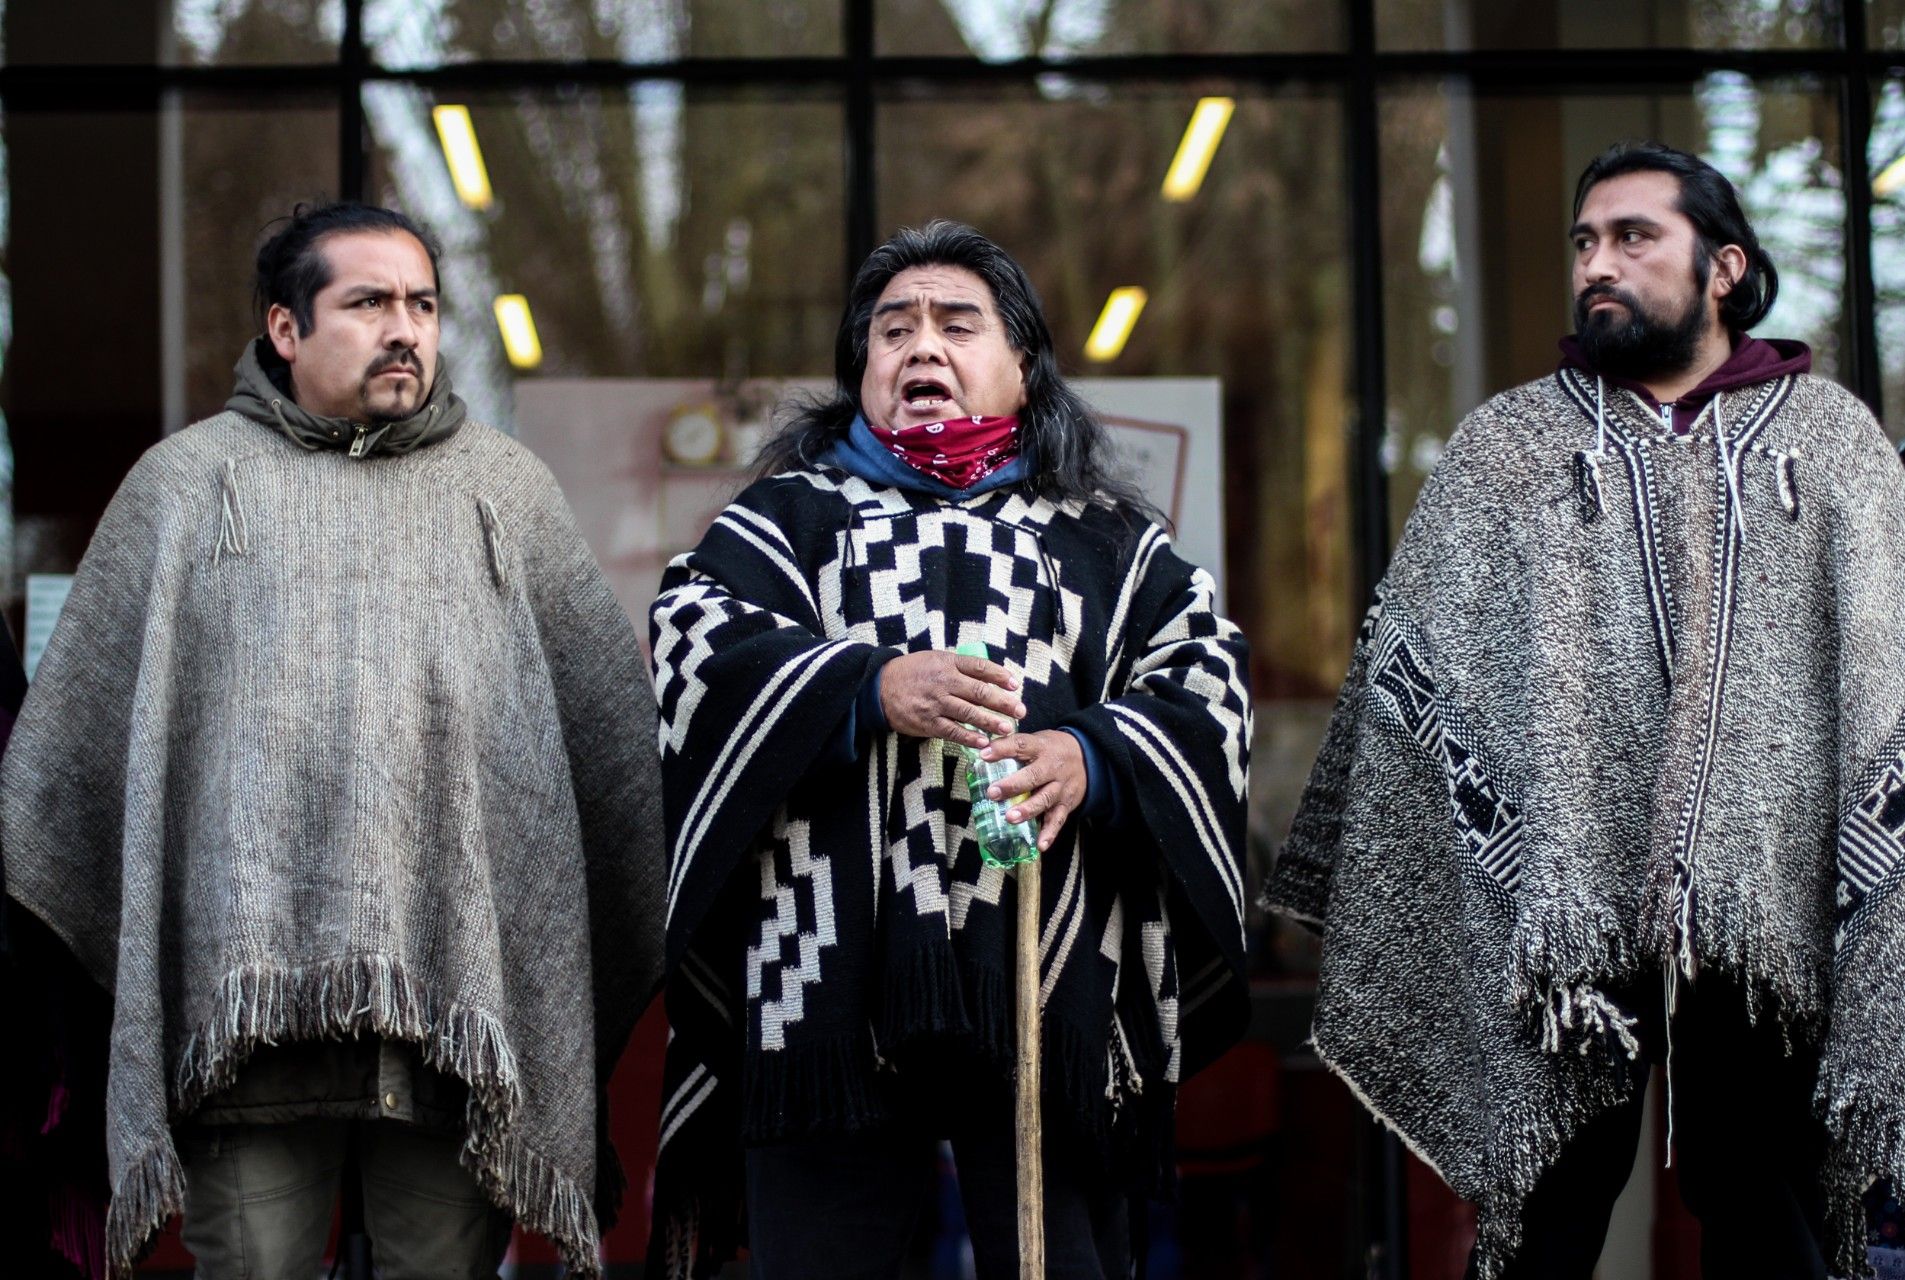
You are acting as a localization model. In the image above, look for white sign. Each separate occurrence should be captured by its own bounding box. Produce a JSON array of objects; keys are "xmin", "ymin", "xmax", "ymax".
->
[{"xmin": 1075, "ymin": 377, "xmax": 1225, "ymax": 606}]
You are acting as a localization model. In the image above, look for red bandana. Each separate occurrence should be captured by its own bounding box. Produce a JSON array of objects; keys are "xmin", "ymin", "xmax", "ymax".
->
[{"xmin": 870, "ymin": 414, "xmax": 1021, "ymax": 489}]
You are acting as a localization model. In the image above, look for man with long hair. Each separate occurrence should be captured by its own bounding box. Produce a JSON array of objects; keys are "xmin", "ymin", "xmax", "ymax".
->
[
  {"xmin": 1266, "ymin": 141, "xmax": 1905, "ymax": 1278},
  {"xmin": 647, "ymin": 221, "xmax": 1251, "ymax": 1278}
]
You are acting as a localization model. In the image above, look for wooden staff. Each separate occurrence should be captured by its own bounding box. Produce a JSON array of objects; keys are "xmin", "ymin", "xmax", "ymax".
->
[{"xmin": 1015, "ymin": 853, "xmax": 1044, "ymax": 1279}]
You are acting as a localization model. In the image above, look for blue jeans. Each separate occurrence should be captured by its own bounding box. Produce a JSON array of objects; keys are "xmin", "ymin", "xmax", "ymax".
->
[{"xmin": 178, "ymin": 1118, "xmax": 513, "ymax": 1279}]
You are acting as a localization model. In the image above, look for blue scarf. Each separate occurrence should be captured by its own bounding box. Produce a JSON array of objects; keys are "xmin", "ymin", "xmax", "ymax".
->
[{"xmin": 820, "ymin": 416, "xmax": 1030, "ymax": 498}]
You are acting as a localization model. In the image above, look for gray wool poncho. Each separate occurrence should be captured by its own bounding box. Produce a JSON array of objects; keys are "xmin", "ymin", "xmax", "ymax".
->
[
  {"xmin": 1, "ymin": 343, "xmax": 665, "ymax": 1277},
  {"xmin": 1265, "ymin": 366, "xmax": 1905, "ymax": 1276}
]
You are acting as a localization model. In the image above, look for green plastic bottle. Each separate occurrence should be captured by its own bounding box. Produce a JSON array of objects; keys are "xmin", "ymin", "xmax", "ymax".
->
[{"xmin": 954, "ymin": 642, "xmax": 1040, "ymax": 868}]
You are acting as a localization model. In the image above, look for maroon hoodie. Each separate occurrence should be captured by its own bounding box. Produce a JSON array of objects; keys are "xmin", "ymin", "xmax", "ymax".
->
[{"xmin": 1557, "ymin": 332, "xmax": 1812, "ymax": 435}]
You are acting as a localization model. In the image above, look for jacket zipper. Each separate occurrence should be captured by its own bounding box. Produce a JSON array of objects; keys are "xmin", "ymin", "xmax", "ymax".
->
[{"xmin": 349, "ymin": 424, "xmax": 370, "ymax": 458}]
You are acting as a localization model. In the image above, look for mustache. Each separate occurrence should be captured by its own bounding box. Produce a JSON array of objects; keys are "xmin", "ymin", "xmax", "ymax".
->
[
  {"xmin": 365, "ymin": 349, "xmax": 424, "ymax": 379},
  {"xmin": 1576, "ymin": 283, "xmax": 1640, "ymax": 314}
]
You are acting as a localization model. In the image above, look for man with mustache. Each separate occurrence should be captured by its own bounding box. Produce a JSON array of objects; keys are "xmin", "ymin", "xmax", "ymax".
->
[
  {"xmin": 1267, "ymin": 141, "xmax": 1905, "ymax": 1278},
  {"xmin": 0, "ymin": 202, "xmax": 665, "ymax": 1278}
]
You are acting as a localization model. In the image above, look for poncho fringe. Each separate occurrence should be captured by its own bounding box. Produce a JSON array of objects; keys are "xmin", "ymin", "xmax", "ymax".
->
[{"xmin": 100, "ymin": 953, "xmax": 608, "ymax": 1278}]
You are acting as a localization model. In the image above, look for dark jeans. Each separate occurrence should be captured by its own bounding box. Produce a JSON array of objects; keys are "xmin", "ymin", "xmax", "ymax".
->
[
  {"xmin": 745, "ymin": 1118, "xmax": 1130, "ymax": 1280},
  {"xmin": 1472, "ymin": 977, "xmax": 1829, "ymax": 1280}
]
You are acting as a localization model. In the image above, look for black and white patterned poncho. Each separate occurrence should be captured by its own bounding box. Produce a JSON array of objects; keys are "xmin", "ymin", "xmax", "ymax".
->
[{"xmin": 646, "ymin": 465, "xmax": 1251, "ymax": 1277}]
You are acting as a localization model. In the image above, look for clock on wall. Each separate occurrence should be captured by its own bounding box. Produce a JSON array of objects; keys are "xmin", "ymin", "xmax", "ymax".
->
[{"xmin": 662, "ymin": 404, "xmax": 726, "ymax": 466}]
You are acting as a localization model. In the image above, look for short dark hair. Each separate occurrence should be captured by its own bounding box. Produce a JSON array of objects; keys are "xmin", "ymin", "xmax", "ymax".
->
[
  {"xmin": 253, "ymin": 201, "xmax": 443, "ymax": 335},
  {"xmin": 1573, "ymin": 141, "xmax": 1779, "ymax": 332},
  {"xmin": 754, "ymin": 220, "xmax": 1157, "ymax": 520}
]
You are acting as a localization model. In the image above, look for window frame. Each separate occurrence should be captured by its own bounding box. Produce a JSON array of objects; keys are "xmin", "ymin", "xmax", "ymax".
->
[{"xmin": 6, "ymin": 2, "xmax": 1898, "ymax": 1271}]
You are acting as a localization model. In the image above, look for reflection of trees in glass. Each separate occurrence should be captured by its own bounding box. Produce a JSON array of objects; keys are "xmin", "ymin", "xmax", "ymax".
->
[
  {"xmin": 879, "ymin": 81, "xmax": 1354, "ymax": 700},
  {"xmin": 166, "ymin": 4, "xmax": 342, "ymax": 420},
  {"xmin": 357, "ymin": 4, "xmax": 844, "ymax": 426},
  {"xmin": 1379, "ymin": 0, "xmax": 1833, "ymax": 50},
  {"xmin": 1867, "ymin": 78, "xmax": 1905, "ymax": 438},
  {"xmin": 1377, "ymin": 88, "xmax": 1455, "ymax": 528},
  {"xmin": 362, "ymin": 0, "xmax": 836, "ymax": 62},
  {"xmin": 1692, "ymin": 0, "xmax": 1835, "ymax": 48},
  {"xmin": 179, "ymin": 99, "xmax": 340, "ymax": 419},
  {"xmin": 1877, "ymin": 0, "xmax": 1905, "ymax": 48},
  {"xmin": 170, "ymin": 0, "xmax": 339, "ymax": 63},
  {"xmin": 877, "ymin": 0, "xmax": 1340, "ymax": 56},
  {"xmin": 1698, "ymin": 72, "xmax": 1844, "ymax": 369}
]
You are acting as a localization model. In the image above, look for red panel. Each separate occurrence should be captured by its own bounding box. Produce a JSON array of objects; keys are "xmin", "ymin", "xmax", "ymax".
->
[{"xmin": 1408, "ymin": 1153, "xmax": 1476, "ymax": 1280}]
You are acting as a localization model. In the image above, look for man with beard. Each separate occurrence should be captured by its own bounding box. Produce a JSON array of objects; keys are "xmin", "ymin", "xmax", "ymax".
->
[
  {"xmin": 1, "ymin": 202, "xmax": 665, "ymax": 1278},
  {"xmin": 1266, "ymin": 141, "xmax": 1905, "ymax": 1279}
]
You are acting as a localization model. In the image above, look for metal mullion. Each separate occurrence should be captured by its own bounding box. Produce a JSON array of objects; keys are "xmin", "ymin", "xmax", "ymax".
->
[
  {"xmin": 1346, "ymin": 18, "xmax": 1390, "ymax": 676},
  {"xmin": 1844, "ymin": 1, "xmax": 1883, "ymax": 418},
  {"xmin": 847, "ymin": 0, "xmax": 875, "ymax": 279},
  {"xmin": 341, "ymin": 0, "xmax": 365, "ymax": 201},
  {"xmin": 1345, "ymin": 3, "xmax": 1406, "ymax": 1277}
]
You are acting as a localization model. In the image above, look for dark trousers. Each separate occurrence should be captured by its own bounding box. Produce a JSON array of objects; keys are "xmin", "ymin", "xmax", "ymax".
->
[
  {"xmin": 178, "ymin": 1118, "xmax": 512, "ymax": 1280},
  {"xmin": 745, "ymin": 1118, "xmax": 1130, "ymax": 1280},
  {"xmin": 1473, "ymin": 977, "xmax": 1829, "ymax": 1280}
]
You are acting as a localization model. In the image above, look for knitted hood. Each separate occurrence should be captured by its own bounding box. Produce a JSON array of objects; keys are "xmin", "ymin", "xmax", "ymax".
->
[{"xmin": 227, "ymin": 336, "xmax": 465, "ymax": 458}]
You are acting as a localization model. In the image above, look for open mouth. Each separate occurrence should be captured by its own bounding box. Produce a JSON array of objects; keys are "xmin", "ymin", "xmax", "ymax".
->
[{"xmin": 902, "ymin": 378, "xmax": 954, "ymax": 413}]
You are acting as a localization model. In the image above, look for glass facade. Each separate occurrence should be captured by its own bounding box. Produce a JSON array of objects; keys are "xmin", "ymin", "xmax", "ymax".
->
[{"xmin": 5, "ymin": 2, "xmax": 1903, "ymax": 1277}]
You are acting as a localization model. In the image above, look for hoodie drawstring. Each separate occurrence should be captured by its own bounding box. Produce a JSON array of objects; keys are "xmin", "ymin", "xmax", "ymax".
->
[
  {"xmin": 1575, "ymin": 379, "xmax": 1801, "ymax": 535},
  {"xmin": 215, "ymin": 459, "xmax": 249, "ymax": 563},
  {"xmin": 1713, "ymin": 395, "xmax": 1748, "ymax": 543}
]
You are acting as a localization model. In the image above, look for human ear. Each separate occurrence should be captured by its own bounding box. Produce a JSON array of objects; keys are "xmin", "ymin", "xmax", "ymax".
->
[
  {"xmin": 266, "ymin": 302, "xmax": 300, "ymax": 363},
  {"xmin": 1712, "ymin": 244, "xmax": 1749, "ymax": 297}
]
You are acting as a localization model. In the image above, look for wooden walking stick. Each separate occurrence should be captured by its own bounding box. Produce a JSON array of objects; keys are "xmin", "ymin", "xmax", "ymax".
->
[
  {"xmin": 951, "ymin": 643, "xmax": 1046, "ymax": 1277},
  {"xmin": 1015, "ymin": 852, "xmax": 1045, "ymax": 1280}
]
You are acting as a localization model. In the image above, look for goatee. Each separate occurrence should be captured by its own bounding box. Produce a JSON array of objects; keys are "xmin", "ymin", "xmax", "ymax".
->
[
  {"xmin": 1574, "ymin": 283, "xmax": 1708, "ymax": 382},
  {"xmin": 360, "ymin": 352, "xmax": 426, "ymax": 424}
]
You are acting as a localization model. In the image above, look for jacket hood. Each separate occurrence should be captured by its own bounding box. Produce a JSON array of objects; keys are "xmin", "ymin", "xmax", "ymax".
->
[
  {"xmin": 1557, "ymin": 333, "xmax": 1812, "ymax": 405},
  {"xmin": 226, "ymin": 337, "xmax": 466, "ymax": 458}
]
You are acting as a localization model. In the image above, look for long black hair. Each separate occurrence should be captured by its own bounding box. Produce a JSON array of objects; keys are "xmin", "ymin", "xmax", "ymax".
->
[
  {"xmin": 753, "ymin": 220, "xmax": 1158, "ymax": 521},
  {"xmin": 1573, "ymin": 141, "xmax": 1779, "ymax": 332}
]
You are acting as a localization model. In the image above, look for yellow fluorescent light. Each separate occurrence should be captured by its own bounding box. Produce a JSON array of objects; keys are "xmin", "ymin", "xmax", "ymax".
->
[
  {"xmin": 1084, "ymin": 287, "xmax": 1148, "ymax": 363},
  {"xmin": 433, "ymin": 104, "xmax": 494, "ymax": 209},
  {"xmin": 1877, "ymin": 153, "xmax": 1905, "ymax": 198},
  {"xmin": 1161, "ymin": 97, "xmax": 1235, "ymax": 202},
  {"xmin": 493, "ymin": 294, "xmax": 543, "ymax": 369}
]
